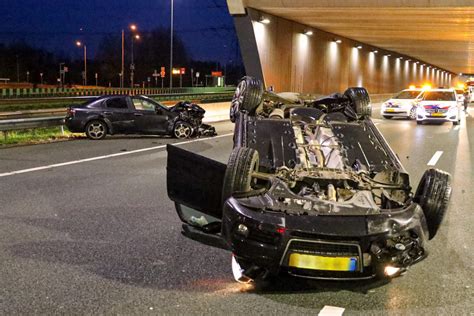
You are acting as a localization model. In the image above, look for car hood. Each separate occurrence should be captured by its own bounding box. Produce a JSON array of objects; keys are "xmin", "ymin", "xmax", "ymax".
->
[
  {"xmin": 169, "ymin": 101, "xmax": 205, "ymax": 114},
  {"xmin": 384, "ymin": 99, "xmax": 415, "ymax": 107}
]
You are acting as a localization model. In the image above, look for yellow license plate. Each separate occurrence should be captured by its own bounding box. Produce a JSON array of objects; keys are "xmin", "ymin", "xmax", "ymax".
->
[
  {"xmin": 386, "ymin": 108, "xmax": 395, "ymax": 112},
  {"xmin": 289, "ymin": 253, "xmax": 358, "ymax": 271},
  {"xmin": 430, "ymin": 112, "xmax": 444, "ymax": 117}
]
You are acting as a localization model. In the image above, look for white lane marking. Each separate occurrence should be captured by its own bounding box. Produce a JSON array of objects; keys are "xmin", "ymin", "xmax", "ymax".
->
[
  {"xmin": 0, "ymin": 133, "xmax": 234, "ymax": 178},
  {"xmin": 318, "ymin": 305, "xmax": 345, "ymax": 316},
  {"xmin": 427, "ymin": 151, "xmax": 443, "ymax": 166}
]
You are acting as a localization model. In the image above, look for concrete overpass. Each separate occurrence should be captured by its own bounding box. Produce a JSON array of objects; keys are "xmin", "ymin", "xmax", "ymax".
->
[{"xmin": 227, "ymin": 0, "xmax": 474, "ymax": 94}]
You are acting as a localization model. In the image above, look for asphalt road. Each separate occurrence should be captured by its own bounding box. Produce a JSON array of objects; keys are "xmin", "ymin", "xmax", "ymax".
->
[{"xmin": 0, "ymin": 104, "xmax": 472, "ymax": 315}]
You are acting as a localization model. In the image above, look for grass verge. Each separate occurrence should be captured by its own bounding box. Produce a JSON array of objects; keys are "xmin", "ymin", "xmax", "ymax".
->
[{"xmin": 0, "ymin": 127, "xmax": 77, "ymax": 146}]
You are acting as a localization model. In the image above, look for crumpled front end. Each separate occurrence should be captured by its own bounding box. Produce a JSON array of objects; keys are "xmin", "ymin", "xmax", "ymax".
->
[{"xmin": 222, "ymin": 195, "xmax": 429, "ymax": 280}]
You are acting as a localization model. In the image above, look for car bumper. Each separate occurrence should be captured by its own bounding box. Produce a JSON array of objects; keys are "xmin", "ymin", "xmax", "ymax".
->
[
  {"xmin": 416, "ymin": 113, "xmax": 458, "ymax": 122},
  {"xmin": 222, "ymin": 197, "xmax": 429, "ymax": 280},
  {"xmin": 65, "ymin": 117, "xmax": 86, "ymax": 132},
  {"xmin": 381, "ymin": 108, "xmax": 411, "ymax": 117}
]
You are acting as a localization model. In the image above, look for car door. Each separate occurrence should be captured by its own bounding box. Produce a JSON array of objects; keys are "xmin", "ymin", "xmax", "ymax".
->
[
  {"xmin": 131, "ymin": 97, "xmax": 170, "ymax": 134},
  {"xmin": 104, "ymin": 96, "xmax": 136, "ymax": 133},
  {"xmin": 167, "ymin": 144, "xmax": 228, "ymax": 249}
]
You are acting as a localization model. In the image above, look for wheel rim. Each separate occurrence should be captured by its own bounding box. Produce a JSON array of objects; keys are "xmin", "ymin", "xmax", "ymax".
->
[
  {"xmin": 409, "ymin": 108, "xmax": 416, "ymax": 119},
  {"xmin": 87, "ymin": 122, "xmax": 105, "ymax": 139},
  {"xmin": 230, "ymin": 80, "xmax": 247, "ymax": 120},
  {"xmin": 174, "ymin": 123, "xmax": 191, "ymax": 138}
]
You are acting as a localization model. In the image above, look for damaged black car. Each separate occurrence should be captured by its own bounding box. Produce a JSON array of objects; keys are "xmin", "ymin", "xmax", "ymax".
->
[
  {"xmin": 65, "ymin": 95, "xmax": 216, "ymax": 140},
  {"xmin": 167, "ymin": 76, "xmax": 451, "ymax": 283}
]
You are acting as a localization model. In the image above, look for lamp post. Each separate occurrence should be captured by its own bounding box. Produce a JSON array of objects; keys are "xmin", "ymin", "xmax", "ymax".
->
[
  {"xmin": 121, "ymin": 30, "xmax": 124, "ymax": 88},
  {"xmin": 170, "ymin": 0, "xmax": 174, "ymax": 90},
  {"xmin": 16, "ymin": 55, "xmax": 19, "ymax": 83},
  {"xmin": 59, "ymin": 62, "xmax": 65, "ymax": 87},
  {"xmin": 75, "ymin": 41, "xmax": 87, "ymax": 86},
  {"xmin": 130, "ymin": 33, "xmax": 140, "ymax": 88}
]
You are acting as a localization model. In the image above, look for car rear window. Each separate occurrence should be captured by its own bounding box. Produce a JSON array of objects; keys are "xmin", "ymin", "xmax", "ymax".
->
[
  {"xmin": 393, "ymin": 90, "xmax": 421, "ymax": 99},
  {"xmin": 106, "ymin": 97, "xmax": 129, "ymax": 109},
  {"xmin": 423, "ymin": 91, "xmax": 455, "ymax": 101}
]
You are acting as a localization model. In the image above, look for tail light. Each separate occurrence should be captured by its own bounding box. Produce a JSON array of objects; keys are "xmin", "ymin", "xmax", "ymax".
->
[{"xmin": 67, "ymin": 108, "xmax": 76, "ymax": 116}]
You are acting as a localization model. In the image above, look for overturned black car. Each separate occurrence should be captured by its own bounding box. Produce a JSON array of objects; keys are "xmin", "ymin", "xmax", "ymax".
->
[
  {"xmin": 65, "ymin": 95, "xmax": 216, "ymax": 140},
  {"xmin": 167, "ymin": 76, "xmax": 451, "ymax": 282}
]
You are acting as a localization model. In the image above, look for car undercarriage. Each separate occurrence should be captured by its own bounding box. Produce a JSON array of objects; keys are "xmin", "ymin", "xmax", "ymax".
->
[{"xmin": 166, "ymin": 76, "xmax": 452, "ymax": 283}]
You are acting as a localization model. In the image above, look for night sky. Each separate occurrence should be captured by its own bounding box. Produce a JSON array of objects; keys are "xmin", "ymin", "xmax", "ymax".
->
[{"xmin": 0, "ymin": 0, "xmax": 236, "ymax": 63}]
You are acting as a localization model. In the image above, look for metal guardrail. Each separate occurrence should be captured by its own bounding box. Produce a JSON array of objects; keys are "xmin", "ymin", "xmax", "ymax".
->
[
  {"xmin": 0, "ymin": 116, "xmax": 65, "ymax": 132},
  {"xmin": 0, "ymin": 109, "xmax": 67, "ymax": 120},
  {"xmin": 0, "ymin": 91, "xmax": 234, "ymax": 113}
]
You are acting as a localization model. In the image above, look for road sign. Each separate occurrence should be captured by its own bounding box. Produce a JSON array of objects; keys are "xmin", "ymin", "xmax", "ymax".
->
[
  {"xmin": 211, "ymin": 71, "xmax": 223, "ymax": 77},
  {"xmin": 161, "ymin": 66, "xmax": 166, "ymax": 77},
  {"xmin": 180, "ymin": 68, "xmax": 186, "ymax": 75},
  {"xmin": 152, "ymin": 69, "xmax": 160, "ymax": 77}
]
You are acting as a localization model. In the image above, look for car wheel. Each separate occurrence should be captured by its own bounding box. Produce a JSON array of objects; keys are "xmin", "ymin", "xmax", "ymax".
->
[
  {"xmin": 222, "ymin": 147, "xmax": 259, "ymax": 203},
  {"xmin": 85, "ymin": 120, "xmax": 107, "ymax": 140},
  {"xmin": 453, "ymin": 119, "xmax": 460, "ymax": 126},
  {"xmin": 344, "ymin": 87, "xmax": 372, "ymax": 118},
  {"xmin": 409, "ymin": 107, "xmax": 417, "ymax": 120},
  {"xmin": 414, "ymin": 168, "xmax": 451, "ymax": 239},
  {"xmin": 383, "ymin": 115, "xmax": 393, "ymax": 119},
  {"xmin": 417, "ymin": 120, "xmax": 423, "ymax": 125},
  {"xmin": 173, "ymin": 121, "xmax": 193, "ymax": 139},
  {"xmin": 230, "ymin": 76, "xmax": 264, "ymax": 122}
]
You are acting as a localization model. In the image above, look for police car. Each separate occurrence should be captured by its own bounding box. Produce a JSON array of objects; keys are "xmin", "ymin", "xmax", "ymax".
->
[
  {"xmin": 416, "ymin": 88, "xmax": 461, "ymax": 125},
  {"xmin": 381, "ymin": 88, "xmax": 423, "ymax": 119}
]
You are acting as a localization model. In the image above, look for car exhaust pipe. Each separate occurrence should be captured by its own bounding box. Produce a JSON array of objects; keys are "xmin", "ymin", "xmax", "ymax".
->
[{"xmin": 232, "ymin": 255, "xmax": 266, "ymax": 283}]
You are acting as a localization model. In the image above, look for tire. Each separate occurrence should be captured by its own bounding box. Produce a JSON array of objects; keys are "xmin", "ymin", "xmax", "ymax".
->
[
  {"xmin": 173, "ymin": 121, "xmax": 193, "ymax": 139},
  {"xmin": 383, "ymin": 115, "xmax": 393, "ymax": 119},
  {"xmin": 409, "ymin": 107, "xmax": 417, "ymax": 120},
  {"xmin": 222, "ymin": 147, "xmax": 259, "ymax": 203},
  {"xmin": 344, "ymin": 87, "xmax": 372, "ymax": 118},
  {"xmin": 414, "ymin": 169, "xmax": 451, "ymax": 239},
  {"xmin": 417, "ymin": 120, "xmax": 423, "ymax": 125},
  {"xmin": 453, "ymin": 119, "xmax": 460, "ymax": 126},
  {"xmin": 85, "ymin": 120, "xmax": 107, "ymax": 140},
  {"xmin": 230, "ymin": 76, "xmax": 264, "ymax": 122}
]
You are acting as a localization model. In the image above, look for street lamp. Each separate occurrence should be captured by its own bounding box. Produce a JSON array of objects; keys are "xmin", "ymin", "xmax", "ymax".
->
[
  {"xmin": 75, "ymin": 41, "xmax": 87, "ymax": 86},
  {"xmin": 170, "ymin": 0, "xmax": 174, "ymax": 90},
  {"xmin": 130, "ymin": 26, "xmax": 140, "ymax": 88},
  {"xmin": 40, "ymin": 73, "xmax": 43, "ymax": 85}
]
